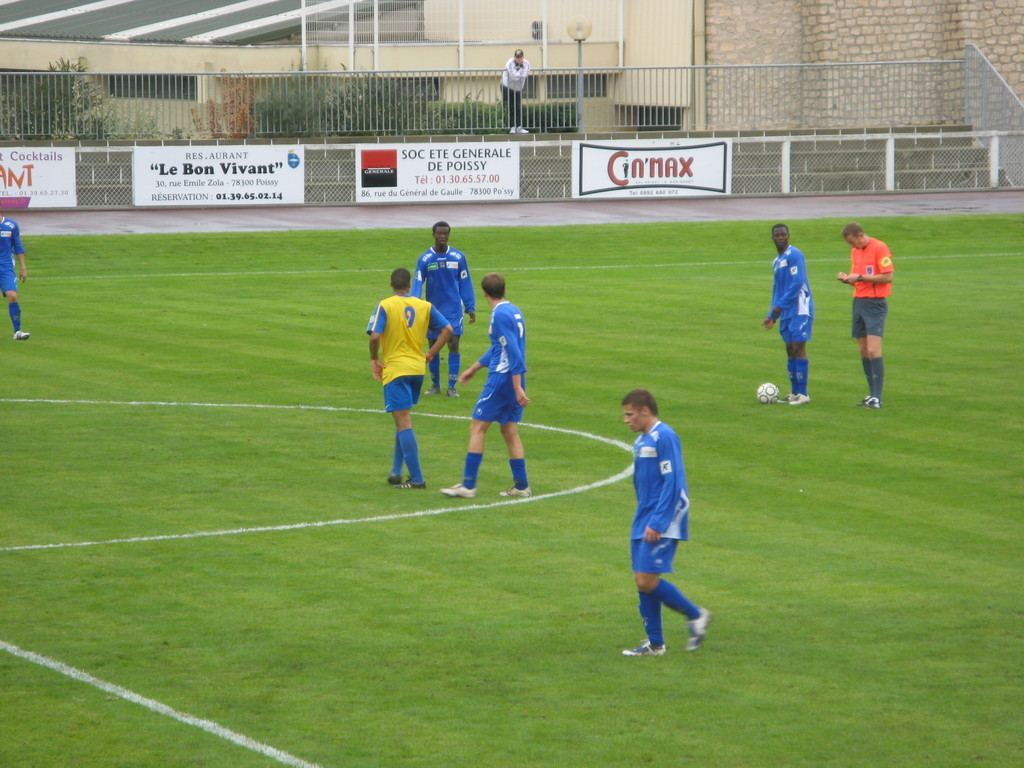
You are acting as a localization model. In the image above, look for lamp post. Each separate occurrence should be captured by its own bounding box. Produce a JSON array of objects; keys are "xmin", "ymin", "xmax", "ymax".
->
[{"xmin": 567, "ymin": 16, "xmax": 592, "ymax": 133}]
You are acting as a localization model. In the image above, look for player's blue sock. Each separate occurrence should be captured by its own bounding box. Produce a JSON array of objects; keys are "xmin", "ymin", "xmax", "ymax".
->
[
  {"xmin": 448, "ymin": 353, "xmax": 460, "ymax": 388},
  {"xmin": 795, "ymin": 358, "xmax": 809, "ymax": 396},
  {"xmin": 651, "ymin": 578, "xmax": 700, "ymax": 620},
  {"xmin": 428, "ymin": 355, "xmax": 441, "ymax": 388},
  {"xmin": 462, "ymin": 452, "xmax": 483, "ymax": 489},
  {"xmin": 508, "ymin": 458, "xmax": 528, "ymax": 489},
  {"xmin": 391, "ymin": 433, "xmax": 404, "ymax": 476},
  {"xmin": 787, "ymin": 358, "xmax": 798, "ymax": 394},
  {"xmin": 871, "ymin": 357, "xmax": 884, "ymax": 399},
  {"xmin": 397, "ymin": 428, "xmax": 423, "ymax": 483},
  {"xmin": 9, "ymin": 301, "xmax": 21, "ymax": 332},
  {"xmin": 638, "ymin": 591, "xmax": 664, "ymax": 647}
]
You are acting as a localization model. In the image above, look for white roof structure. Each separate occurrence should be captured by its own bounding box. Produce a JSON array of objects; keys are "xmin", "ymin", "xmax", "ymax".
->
[{"xmin": 0, "ymin": 0, "xmax": 364, "ymax": 45}]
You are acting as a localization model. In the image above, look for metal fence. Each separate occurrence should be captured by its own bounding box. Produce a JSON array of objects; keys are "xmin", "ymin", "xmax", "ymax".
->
[
  {"xmin": 0, "ymin": 59, "xmax": 968, "ymax": 142},
  {"xmin": 67, "ymin": 128, "xmax": 1020, "ymax": 209},
  {"xmin": 964, "ymin": 44, "xmax": 1024, "ymax": 186}
]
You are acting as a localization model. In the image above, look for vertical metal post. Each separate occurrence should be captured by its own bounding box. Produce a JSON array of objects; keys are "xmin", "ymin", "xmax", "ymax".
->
[
  {"xmin": 885, "ymin": 136, "xmax": 895, "ymax": 190},
  {"xmin": 577, "ymin": 40, "xmax": 584, "ymax": 134},
  {"xmin": 300, "ymin": 0, "xmax": 307, "ymax": 71}
]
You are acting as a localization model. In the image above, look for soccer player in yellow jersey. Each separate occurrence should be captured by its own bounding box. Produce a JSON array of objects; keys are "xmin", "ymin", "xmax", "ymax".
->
[{"xmin": 367, "ymin": 268, "xmax": 452, "ymax": 488}]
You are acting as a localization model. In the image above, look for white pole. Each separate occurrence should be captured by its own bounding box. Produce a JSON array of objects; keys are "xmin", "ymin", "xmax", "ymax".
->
[
  {"xmin": 300, "ymin": 0, "xmax": 307, "ymax": 71},
  {"xmin": 577, "ymin": 40, "xmax": 584, "ymax": 133}
]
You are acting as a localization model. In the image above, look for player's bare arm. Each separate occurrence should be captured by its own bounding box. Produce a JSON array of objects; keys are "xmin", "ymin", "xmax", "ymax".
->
[
  {"xmin": 368, "ymin": 334, "xmax": 385, "ymax": 381},
  {"xmin": 458, "ymin": 360, "xmax": 485, "ymax": 386}
]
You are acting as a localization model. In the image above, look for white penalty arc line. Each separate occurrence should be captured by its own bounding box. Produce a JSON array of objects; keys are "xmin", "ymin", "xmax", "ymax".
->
[
  {"xmin": 0, "ymin": 639, "xmax": 322, "ymax": 768},
  {"xmin": 1, "ymin": 398, "xmax": 634, "ymax": 553}
]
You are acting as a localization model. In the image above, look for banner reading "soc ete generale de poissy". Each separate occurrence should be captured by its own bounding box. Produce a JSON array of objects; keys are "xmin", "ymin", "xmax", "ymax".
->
[{"xmin": 356, "ymin": 143, "xmax": 520, "ymax": 203}]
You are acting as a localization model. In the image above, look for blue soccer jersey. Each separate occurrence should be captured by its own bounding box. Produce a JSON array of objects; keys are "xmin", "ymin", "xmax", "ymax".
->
[
  {"xmin": 411, "ymin": 246, "xmax": 475, "ymax": 336},
  {"xmin": 0, "ymin": 216, "xmax": 26, "ymax": 274},
  {"xmin": 479, "ymin": 300, "xmax": 526, "ymax": 377},
  {"xmin": 769, "ymin": 245, "xmax": 814, "ymax": 320},
  {"xmin": 630, "ymin": 421, "xmax": 690, "ymax": 541}
]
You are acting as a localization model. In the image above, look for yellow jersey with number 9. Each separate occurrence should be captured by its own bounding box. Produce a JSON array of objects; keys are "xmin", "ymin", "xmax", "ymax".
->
[{"xmin": 367, "ymin": 294, "xmax": 434, "ymax": 384}]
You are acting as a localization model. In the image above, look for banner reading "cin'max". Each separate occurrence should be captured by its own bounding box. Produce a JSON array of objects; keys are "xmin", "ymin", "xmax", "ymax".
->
[{"xmin": 572, "ymin": 139, "xmax": 732, "ymax": 198}]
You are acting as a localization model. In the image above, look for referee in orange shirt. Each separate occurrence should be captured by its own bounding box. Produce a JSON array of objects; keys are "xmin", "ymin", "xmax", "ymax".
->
[{"xmin": 838, "ymin": 222, "xmax": 894, "ymax": 409}]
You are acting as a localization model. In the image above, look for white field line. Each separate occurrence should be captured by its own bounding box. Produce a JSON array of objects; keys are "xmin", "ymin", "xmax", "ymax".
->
[
  {"xmin": 0, "ymin": 399, "xmax": 634, "ymax": 553},
  {"xmin": 0, "ymin": 639, "xmax": 322, "ymax": 768},
  {"xmin": 26, "ymin": 251, "xmax": 1023, "ymax": 282}
]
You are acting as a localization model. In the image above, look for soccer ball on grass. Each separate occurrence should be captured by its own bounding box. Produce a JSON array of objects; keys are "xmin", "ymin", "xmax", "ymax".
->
[{"xmin": 757, "ymin": 382, "xmax": 780, "ymax": 404}]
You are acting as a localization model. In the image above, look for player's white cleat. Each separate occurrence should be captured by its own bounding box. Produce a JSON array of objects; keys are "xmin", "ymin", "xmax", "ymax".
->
[
  {"xmin": 622, "ymin": 639, "xmax": 665, "ymax": 656},
  {"xmin": 13, "ymin": 330, "xmax": 30, "ymax": 340},
  {"xmin": 446, "ymin": 387, "xmax": 460, "ymax": 398},
  {"xmin": 440, "ymin": 483, "xmax": 477, "ymax": 498},
  {"xmin": 686, "ymin": 607, "xmax": 712, "ymax": 651},
  {"xmin": 424, "ymin": 385, "xmax": 442, "ymax": 396},
  {"xmin": 777, "ymin": 393, "xmax": 796, "ymax": 403},
  {"xmin": 788, "ymin": 394, "xmax": 811, "ymax": 406},
  {"xmin": 499, "ymin": 486, "xmax": 532, "ymax": 498}
]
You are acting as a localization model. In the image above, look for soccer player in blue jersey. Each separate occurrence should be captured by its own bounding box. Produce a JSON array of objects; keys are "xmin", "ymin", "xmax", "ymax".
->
[
  {"xmin": 367, "ymin": 268, "xmax": 452, "ymax": 489},
  {"xmin": 620, "ymin": 389, "xmax": 710, "ymax": 656},
  {"xmin": 411, "ymin": 221, "xmax": 476, "ymax": 398},
  {"xmin": 761, "ymin": 223, "xmax": 814, "ymax": 405},
  {"xmin": 441, "ymin": 272, "xmax": 531, "ymax": 499},
  {"xmin": 0, "ymin": 215, "xmax": 30, "ymax": 340}
]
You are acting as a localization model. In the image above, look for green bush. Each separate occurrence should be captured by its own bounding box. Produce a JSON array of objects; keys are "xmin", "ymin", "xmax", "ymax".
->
[{"xmin": 0, "ymin": 58, "xmax": 108, "ymax": 140}]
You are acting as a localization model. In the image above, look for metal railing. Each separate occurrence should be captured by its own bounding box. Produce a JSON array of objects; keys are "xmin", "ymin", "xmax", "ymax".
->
[
  {"xmin": 1, "ymin": 60, "xmax": 968, "ymax": 141},
  {"xmin": 964, "ymin": 44, "xmax": 1024, "ymax": 186},
  {"xmin": 62, "ymin": 128, "xmax": 1020, "ymax": 210}
]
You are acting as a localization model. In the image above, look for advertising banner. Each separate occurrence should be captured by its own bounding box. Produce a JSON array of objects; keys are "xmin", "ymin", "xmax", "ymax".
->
[
  {"xmin": 133, "ymin": 145, "xmax": 305, "ymax": 207},
  {"xmin": 0, "ymin": 147, "xmax": 77, "ymax": 209},
  {"xmin": 572, "ymin": 139, "xmax": 732, "ymax": 198},
  {"xmin": 356, "ymin": 143, "xmax": 520, "ymax": 203}
]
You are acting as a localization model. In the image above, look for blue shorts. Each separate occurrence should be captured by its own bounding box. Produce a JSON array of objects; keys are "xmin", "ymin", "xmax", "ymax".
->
[
  {"xmin": 0, "ymin": 270, "xmax": 16, "ymax": 295},
  {"xmin": 631, "ymin": 538, "xmax": 679, "ymax": 574},
  {"xmin": 779, "ymin": 314, "xmax": 813, "ymax": 344},
  {"xmin": 472, "ymin": 374, "xmax": 524, "ymax": 424},
  {"xmin": 852, "ymin": 298, "xmax": 888, "ymax": 338},
  {"xmin": 383, "ymin": 375, "xmax": 423, "ymax": 412},
  {"xmin": 429, "ymin": 321, "xmax": 463, "ymax": 339}
]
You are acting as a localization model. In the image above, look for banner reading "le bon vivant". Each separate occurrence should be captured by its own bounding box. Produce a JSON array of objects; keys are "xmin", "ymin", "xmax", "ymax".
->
[{"xmin": 133, "ymin": 146, "xmax": 305, "ymax": 207}]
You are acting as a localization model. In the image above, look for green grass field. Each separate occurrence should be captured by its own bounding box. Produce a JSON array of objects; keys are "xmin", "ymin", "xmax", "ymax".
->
[{"xmin": 2, "ymin": 213, "xmax": 1022, "ymax": 767}]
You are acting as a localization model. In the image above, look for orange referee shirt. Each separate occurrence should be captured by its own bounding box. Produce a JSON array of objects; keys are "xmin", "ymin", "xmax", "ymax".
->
[{"xmin": 850, "ymin": 238, "xmax": 894, "ymax": 298}]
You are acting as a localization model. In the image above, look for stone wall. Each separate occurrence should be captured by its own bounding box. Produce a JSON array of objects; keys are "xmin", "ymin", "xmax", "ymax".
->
[{"xmin": 705, "ymin": 0, "xmax": 1023, "ymax": 100}]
